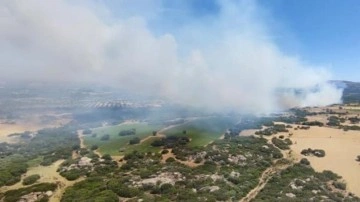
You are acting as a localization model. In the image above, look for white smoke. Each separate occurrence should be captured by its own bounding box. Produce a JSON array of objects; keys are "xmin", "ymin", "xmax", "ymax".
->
[{"xmin": 0, "ymin": 0, "xmax": 343, "ymax": 113}]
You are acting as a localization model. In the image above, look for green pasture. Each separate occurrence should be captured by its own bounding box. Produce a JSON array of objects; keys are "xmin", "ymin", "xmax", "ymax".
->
[{"xmin": 83, "ymin": 123, "xmax": 162, "ymax": 155}]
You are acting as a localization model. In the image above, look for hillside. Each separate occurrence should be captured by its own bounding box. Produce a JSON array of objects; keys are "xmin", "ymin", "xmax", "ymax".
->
[{"xmin": 332, "ymin": 80, "xmax": 360, "ymax": 103}]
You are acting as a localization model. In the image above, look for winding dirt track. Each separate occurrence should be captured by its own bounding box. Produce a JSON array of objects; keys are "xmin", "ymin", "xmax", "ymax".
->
[
  {"xmin": 240, "ymin": 162, "xmax": 292, "ymax": 202},
  {"xmin": 239, "ymin": 167, "xmax": 277, "ymax": 202}
]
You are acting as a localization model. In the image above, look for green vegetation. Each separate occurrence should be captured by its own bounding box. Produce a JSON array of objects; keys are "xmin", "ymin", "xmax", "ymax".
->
[
  {"xmin": 255, "ymin": 124, "xmax": 289, "ymax": 136},
  {"xmin": 342, "ymin": 125, "xmax": 360, "ymax": 131},
  {"xmin": 82, "ymin": 129, "xmax": 92, "ymax": 135},
  {"xmin": 151, "ymin": 136, "xmax": 190, "ymax": 148},
  {"xmin": 100, "ymin": 134, "xmax": 110, "ymax": 141},
  {"xmin": 301, "ymin": 148, "xmax": 326, "ymax": 157},
  {"xmin": 84, "ymin": 123, "xmax": 162, "ymax": 155},
  {"xmin": 3, "ymin": 183, "xmax": 57, "ymax": 202},
  {"xmin": 119, "ymin": 128, "xmax": 136, "ymax": 136},
  {"xmin": 255, "ymin": 163, "xmax": 358, "ymax": 201},
  {"xmin": 22, "ymin": 174, "xmax": 40, "ymax": 185},
  {"xmin": 60, "ymin": 136, "xmax": 282, "ymax": 201},
  {"xmin": 302, "ymin": 121, "xmax": 324, "ymax": 127},
  {"xmin": 129, "ymin": 137, "xmax": 141, "ymax": 145},
  {"xmin": 271, "ymin": 137, "xmax": 291, "ymax": 150},
  {"xmin": 163, "ymin": 117, "xmax": 236, "ymax": 147},
  {"xmin": 0, "ymin": 125, "xmax": 79, "ymax": 187}
]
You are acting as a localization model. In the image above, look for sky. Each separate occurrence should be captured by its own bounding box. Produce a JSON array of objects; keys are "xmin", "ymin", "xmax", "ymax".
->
[
  {"xmin": 262, "ymin": 0, "xmax": 360, "ymax": 81},
  {"xmin": 102, "ymin": 0, "xmax": 360, "ymax": 81},
  {"xmin": 0, "ymin": 0, "xmax": 351, "ymax": 113}
]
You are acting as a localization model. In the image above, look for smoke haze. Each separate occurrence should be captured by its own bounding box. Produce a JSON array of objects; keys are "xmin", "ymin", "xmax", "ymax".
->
[{"xmin": 0, "ymin": 0, "xmax": 343, "ymax": 113}]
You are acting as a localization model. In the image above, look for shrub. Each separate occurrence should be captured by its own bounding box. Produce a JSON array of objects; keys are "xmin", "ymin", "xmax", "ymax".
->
[
  {"xmin": 60, "ymin": 169, "xmax": 83, "ymax": 181},
  {"xmin": 102, "ymin": 154, "xmax": 112, "ymax": 161},
  {"xmin": 119, "ymin": 129, "xmax": 136, "ymax": 136},
  {"xmin": 166, "ymin": 157, "xmax": 176, "ymax": 163},
  {"xmin": 301, "ymin": 148, "xmax": 325, "ymax": 157},
  {"xmin": 129, "ymin": 137, "xmax": 141, "ymax": 145},
  {"xmin": 271, "ymin": 137, "xmax": 290, "ymax": 150},
  {"xmin": 91, "ymin": 145, "xmax": 98, "ymax": 150},
  {"xmin": 194, "ymin": 157, "xmax": 203, "ymax": 163},
  {"xmin": 300, "ymin": 158, "xmax": 310, "ymax": 166},
  {"xmin": 161, "ymin": 149, "xmax": 169, "ymax": 154},
  {"xmin": 332, "ymin": 181, "xmax": 346, "ymax": 190},
  {"xmin": 82, "ymin": 129, "xmax": 92, "ymax": 135},
  {"xmin": 22, "ymin": 174, "xmax": 40, "ymax": 185},
  {"xmin": 100, "ymin": 134, "xmax": 110, "ymax": 141}
]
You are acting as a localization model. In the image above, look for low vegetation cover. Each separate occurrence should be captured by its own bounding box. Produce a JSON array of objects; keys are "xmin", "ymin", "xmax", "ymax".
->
[
  {"xmin": 0, "ymin": 125, "xmax": 79, "ymax": 187},
  {"xmin": 60, "ymin": 136, "xmax": 285, "ymax": 201},
  {"xmin": 22, "ymin": 174, "xmax": 40, "ymax": 185},
  {"xmin": 84, "ymin": 123, "xmax": 162, "ymax": 155},
  {"xmin": 271, "ymin": 137, "xmax": 292, "ymax": 150},
  {"xmin": 163, "ymin": 117, "xmax": 237, "ymax": 147},
  {"xmin": 301, "ymin": 148, "xmax": 326, "ymax": 157},
  {"xmin": 255, "ymin": 163, "xmax": 359, "ymax": 201},
  {"xmin": 1, "ymin": 109, "xmax": 358, "ymax": 201},
  {"xmin": 2, "ymin": 183, "xmax": 57, "ymax": 202}
]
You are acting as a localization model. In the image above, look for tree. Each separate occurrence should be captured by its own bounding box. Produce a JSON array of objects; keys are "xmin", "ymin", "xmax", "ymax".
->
[
  {"xmin": 91, "ymin": 145, "xmax": 98, "ymax": 150},
  {"xmin": 22, "ymin": 174, "xmax": 40, "ymax": 185},
  {"xmin": 152, "ymin": 131, "xmax": 157, "ymax": 136},
  {"xmin": 82, "ymin": 129, "xmax": 92, "ymax": 135},
  {"xmin": 101, "ymin": 134, "xmax": 110, "ymax": 141},
  {"xmin": 129, "ymin": 137, "xmax": 141, "ymax": 145},
  {"xmin": 300, "ymin": 158, "xmax": 310, "ymax": 166},
  {"xmin": 102, "ymin": 154, "xmax": 112, "ymax": 161}
]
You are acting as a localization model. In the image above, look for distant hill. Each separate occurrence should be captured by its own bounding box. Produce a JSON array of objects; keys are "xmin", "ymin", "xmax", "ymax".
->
[{"xmin": 331, "ymin": 80, "xmax": 360, "ymax": 103}]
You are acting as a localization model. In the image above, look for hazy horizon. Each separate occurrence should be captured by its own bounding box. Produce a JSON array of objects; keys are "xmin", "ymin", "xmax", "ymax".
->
[{"xmin": 2, "ymin": 0, "xmax": 358, "ymax": 113}]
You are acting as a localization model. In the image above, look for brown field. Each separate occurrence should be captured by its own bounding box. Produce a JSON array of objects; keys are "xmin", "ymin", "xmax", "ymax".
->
[
  {"xmin": 240, "ymin": 107, "xmax": 360, "ymax": 196},
  {"xmin": 288, "ymin": 125, "xmax": 360, "ymax": 196}
]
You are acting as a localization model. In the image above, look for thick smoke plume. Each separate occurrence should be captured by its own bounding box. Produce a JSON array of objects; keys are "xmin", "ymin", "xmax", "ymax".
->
[{"xmin": 0, "ymin": 0, "xmax": 342, "ymax": 113}]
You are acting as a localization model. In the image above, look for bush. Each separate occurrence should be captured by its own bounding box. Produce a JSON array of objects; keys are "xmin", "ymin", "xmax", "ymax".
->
[
  {"xmin": 271, "ymin": 137, "xmax": 290, "ymax": 150},
  {"xmin": 161, "ymin": 149, "xmax": 169, "ymax": 154},
  {"xmin": 22, "ymin": 174, "xmax": 40, "ymax": 185},
  {"xmin": 300, "ymin": 158, "xmax": 310, "ymax": 166},
  {"xmin": 102, "ymin": 154, "xmax": 112, "ymax": 161},
  {"xmin": 129, "ymin": 137, "xmax": 141, "ymax": 145},
  {"xmin": 332, "ymin": 181, "xmax": 346, "ymax": 190},
  {"xmin": 166, "ymin": 157, "xmax": 176, "ymax": 163},
  {"xmin": 194, "ymin": 157, "xmax": 202, "ymax": 163},
  {"xmin": 4, "ymin": 183, "xmax": 57, "ymax": 202},
  {"xmin": 151, "ymin": 140, "xmax": 164, "ymax": 147},
  {"xmin": 91, "ymin": 145, "xmax": 98, "ymax": 150},
  {"xmin": 82, "ymin": 129, "xmax": 92, "ymax": 135},
  {"xmin": 60, "ymin": 169, "xmax": 83, "ymax": 181},
  {"xmin": 100, "ymin": 134, "xmax": 110, "ymax": 141},
  {"xmin": 301, "ymin": 148, "xmax": 325, "ymax": 157},
  {"xmin": 119, "ymin": 129, "xmax": 136, "ymax": 136}
]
